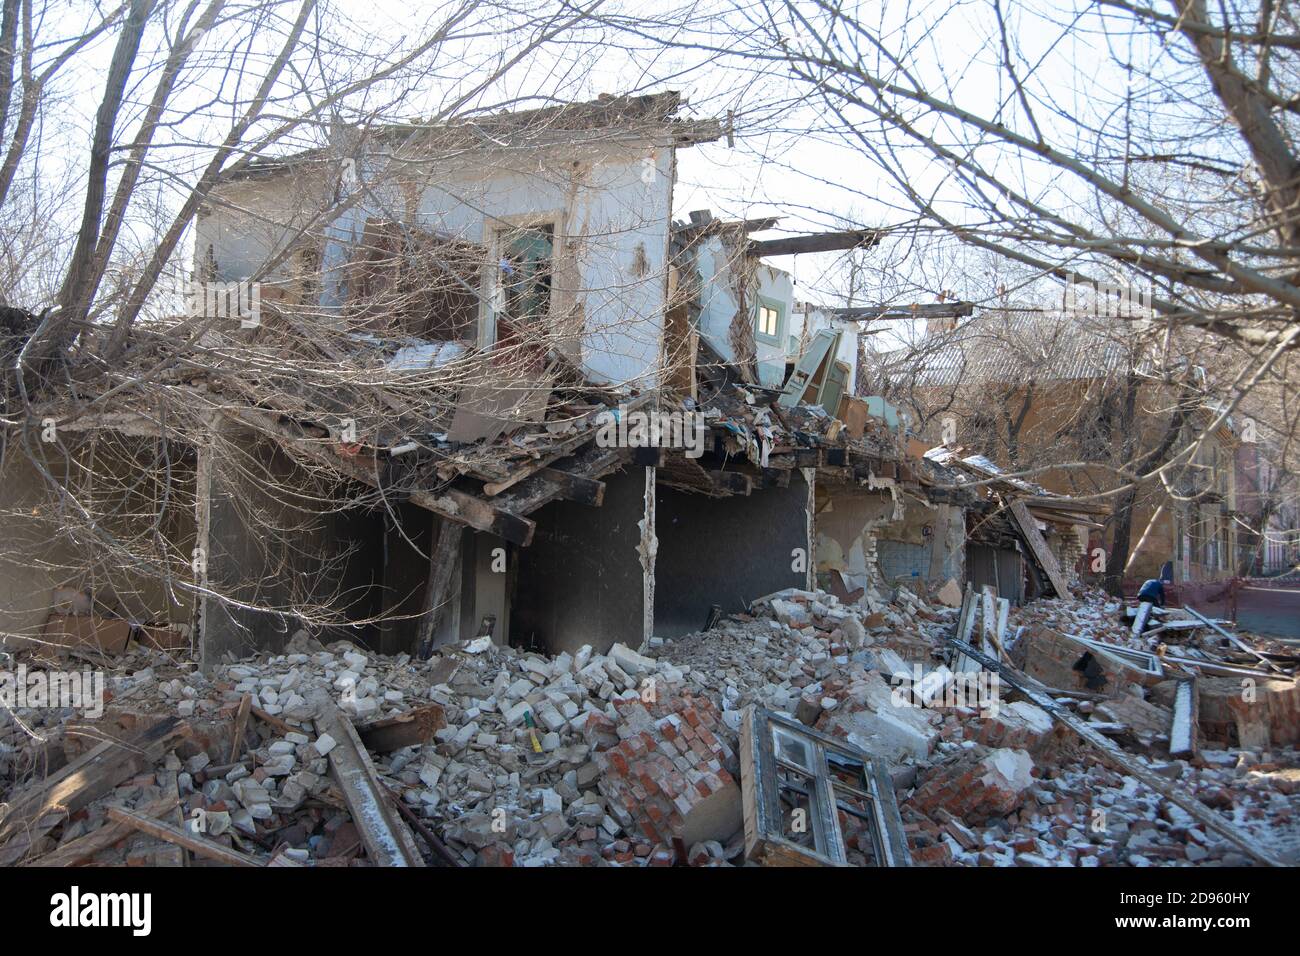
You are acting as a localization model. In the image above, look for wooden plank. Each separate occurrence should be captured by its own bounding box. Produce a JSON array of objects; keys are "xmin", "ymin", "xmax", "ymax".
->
[
  {"xmin": 416, "ymin": 516, "xmax": 463, "ymax": 659},
  {"xmin": 1008, "ymin": 499, "xmax": 1070, "ymax": 598},
  {"xmin": 536, "ymin": 468, "xmax": 605, "ymax": 506},
  {"xmin": 0, "ymin": 717, "xmax": 190, "ymax": 861},
  {"xmin": 310, "ymin": 691, "xmax": 425, "ymax": 867},
  {"xmin": 500, "ymin": 445, "xmax": 628, "ymax": 517},
  {"xmin": 24, "ymin": 794, "xmax": 180, "ymax": 867},
  {"xmin": 749, "ymin": 229, "xmax": 879, "ymax": 257},
  {"xmin": 106, "ymin": 806, "xmax": 263, "ymax": 867},
  {"xmin": 953, "ymin": 588, "xmax": 980, "ymax": 673},
  {"xmin": 230, "ymin": 693, "xmax": 253, "ymax": 763},
  {"xmin": 1184, "ymin": 605, "xmax": 1282, "ymax": 673},
  {"xmin": 480, "ymin": 428, "xmax": 599, "ymax": 496},
  {"xmin": 947, "ymin": 636, "xmax": 1283, "ymax": 867},
  {"xmin": 250, "ymin": 702, "xmax": 298, "ymax": 736},
  {"xmin": 979, "ymin": 586, "xmax": 998, "ymax": 658}
]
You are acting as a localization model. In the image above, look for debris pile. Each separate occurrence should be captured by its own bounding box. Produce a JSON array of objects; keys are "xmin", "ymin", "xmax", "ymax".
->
[{"xmin": 1, "ymin": 583, "xmax": 1297, "ymax": 867}]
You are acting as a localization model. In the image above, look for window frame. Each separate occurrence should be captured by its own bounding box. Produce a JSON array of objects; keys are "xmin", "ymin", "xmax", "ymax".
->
[
  {"xmin": 481, "ymin": 214, "xmax": 562, "ymax": 348},
  {"xmin": 754, "ymin": 294, "xmax": 786, "ymax": 346}
]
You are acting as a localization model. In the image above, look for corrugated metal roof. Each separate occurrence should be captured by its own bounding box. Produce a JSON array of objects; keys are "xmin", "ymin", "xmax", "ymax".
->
[{"xmin": 872, "ymin": 313, "xmax": 1151, "ymax": 388}]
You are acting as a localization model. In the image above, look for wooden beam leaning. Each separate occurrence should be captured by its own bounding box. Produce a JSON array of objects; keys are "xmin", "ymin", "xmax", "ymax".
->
[
  {"xmin": 1008, "ymin": 499, "xmax": 1071, "ymax": 599},
  {"xmin": 105, "ymin": 807, "xmax": 263, "ymax": 867},
  {"xmin": 416, "ymin": 517, "xmax": 462, "ymax": 659}
]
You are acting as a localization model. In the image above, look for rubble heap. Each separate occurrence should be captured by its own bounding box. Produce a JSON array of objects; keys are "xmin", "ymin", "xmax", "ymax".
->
[{"xmin": 1, "ymin": 584, "xmax": 1297, "ymax": 867}]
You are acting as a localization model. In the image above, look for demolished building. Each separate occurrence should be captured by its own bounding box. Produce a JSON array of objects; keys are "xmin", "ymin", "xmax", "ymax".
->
[{"xmin": 1, "ymin": 94, "xmax": 1296, "ymax": 871}]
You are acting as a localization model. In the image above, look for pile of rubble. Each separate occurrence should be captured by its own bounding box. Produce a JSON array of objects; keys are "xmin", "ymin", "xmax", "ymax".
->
[{"xmin": 1, "ymin": 583, "xmax": 1297, "ymax": 867}]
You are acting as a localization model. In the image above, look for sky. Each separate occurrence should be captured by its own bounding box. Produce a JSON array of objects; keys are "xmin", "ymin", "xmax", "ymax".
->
[{"xmin": 14, "ymin": 0, "xmax": 1212, "ymax": 332}]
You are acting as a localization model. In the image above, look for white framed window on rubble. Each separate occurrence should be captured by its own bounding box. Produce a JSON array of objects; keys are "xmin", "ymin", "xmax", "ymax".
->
[
  {"xmin": 739, "ymin": 706, "xmax": 911, "ymax": 867},
  {"xmin": 481, "ymin": 214, "xmax": 561, "ymax": 349}
]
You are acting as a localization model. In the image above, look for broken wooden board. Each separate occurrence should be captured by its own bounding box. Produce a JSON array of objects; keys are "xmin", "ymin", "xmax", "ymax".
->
[
  {"xmin": 106, "ymin": 806, "xmax": 262, "ymax": 868},
  {"xmin": 310, "ymin": 692, "xmax": 425, "ymax": 867},
  {"xmin": 0, "ymin": 716, "xmax": 191, "ymax": 865},
  {"xmin": 355, "ymin": 703, "xmax": 446, "ymax": 754},
  {"xmin": 24, "ymin": 794, "xmax": 180, "ymax": 867},
  {"xmin": 1184, "ymin": 605, "xmax": 1282, "ymax": 673},
  {"xmin": 1008, "ymin": 499, "xmax": 1071, "ymax": 599},
  {"xmin": 947, "ymin": 636, "xmax": 1283, "ymax": 867}
]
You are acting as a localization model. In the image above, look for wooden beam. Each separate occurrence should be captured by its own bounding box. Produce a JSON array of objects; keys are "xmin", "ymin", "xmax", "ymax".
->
[
  {"xmin": 479, "ymin": 421, "xmax": 605, "ymax": 496},
  {"xmin": 1008, "ymin": 499, "xmax": 1071, "ymax": 599},
  {"xmin": 105, "ymin": 806, "xmax": 263, "ymax": 867},
  {"xmin": 1184, "ymin": 605, "xmax": 1282, "ymax": 673},
  {"xmin": 500, "ymin": 446, "xmax": 628, "ymax": 517},
  {"xmin": 24, "ymin": 795, "xmax": 180, "ymax": 867},
  {"xmin": 416, "ymin": 517, "xmax": 462, "ymax": 658},
  {"xmin": 536, "ymin": 467, "xmax": 605, "ymax": 506},
  {"xmin": 310, "ymin": 692, "xmax": 425, "ymax": 867},
  {"xmin": 0, "ymin": 717, "xmax": 190, "ymax": 863},
  {"xmin": 749, "ymin": 229, "xmax": 880, "ymax": 257},
  {"xmin": 828, "ymin": 301, "xmax": 975, "ymax": 321},
  {"xmin": 229, "ymin": 693, "xmax": 253, "ymax": 763},
  {"xmin": 356, "ymin": 703, "xmax": 447, "ymax": 754}
]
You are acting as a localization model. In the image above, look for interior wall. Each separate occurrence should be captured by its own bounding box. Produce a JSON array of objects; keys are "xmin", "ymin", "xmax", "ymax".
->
[
  {"xmin": 654, "ymin": 473, "xmax": 811, "ymax": 638},
  {"xmin": 457, "ymin": 530, "xmax": 510, "ymax": 646},
  {"xmin": 200, "ymin": 424, "xmax": 378, "ymax": 667},
  {"xmin": 511, "ymin": 467, "xmax": 646, "ymax": 655},
  {"xmin": 814, "ymin": 482, "xmax": 897, "ymax": 598},
  {"xmin": 0, "ymin": 436, "xmax": 197, "ymax": 650},
  {"xmin": 875, "ymin": 499, "xmax": 965, "ymax": 588}
]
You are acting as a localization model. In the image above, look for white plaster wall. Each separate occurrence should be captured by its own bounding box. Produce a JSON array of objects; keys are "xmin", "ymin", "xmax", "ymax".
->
[
  {"xmin": 326, "ymin": 138, "xmax": 674, "ymax": 389},
  {"xmin": 695, "ymin": 237, "xmax": 796, "ymax": 388}
]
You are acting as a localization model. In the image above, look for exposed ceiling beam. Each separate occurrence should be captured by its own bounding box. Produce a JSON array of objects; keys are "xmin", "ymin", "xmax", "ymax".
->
[{"xmin": 748, "ymin": 229, "xmax": 881, "ymax": 257}]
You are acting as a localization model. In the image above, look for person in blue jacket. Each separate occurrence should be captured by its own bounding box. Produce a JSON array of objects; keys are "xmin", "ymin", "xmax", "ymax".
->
[{"xmin": 1136, "ymin": 578, "xmax": 1167, "ymax": 608}]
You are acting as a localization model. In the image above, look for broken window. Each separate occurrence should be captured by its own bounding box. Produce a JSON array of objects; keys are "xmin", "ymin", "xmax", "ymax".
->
[
  {"xmin": 496, "ymin": 223, "xmax": 554, "ymax": 326},
  {"xmin": 740, "ymin": 706, "xmax": 910, "ymax": 866}
]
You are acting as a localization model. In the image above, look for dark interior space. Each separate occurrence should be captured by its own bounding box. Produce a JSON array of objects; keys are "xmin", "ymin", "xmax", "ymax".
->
[
  {"xmin": 511, "ymin": 466, "xmax": 647, "ymax": 656},
  {"xmin": 654, "ymin": 472, "xmax": 809, "ymax": 638}
]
